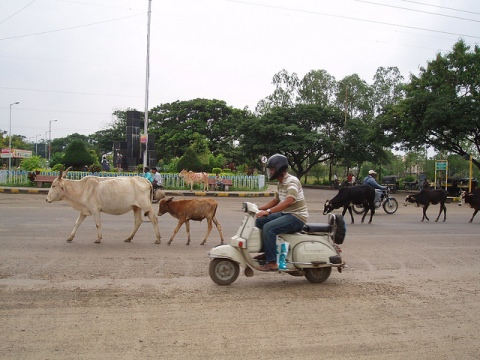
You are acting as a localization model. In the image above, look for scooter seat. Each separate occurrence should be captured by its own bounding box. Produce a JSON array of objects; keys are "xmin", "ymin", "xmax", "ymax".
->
[{"xmin": 302, "ymin": 223, "xmax": 331, "ymax": 233}]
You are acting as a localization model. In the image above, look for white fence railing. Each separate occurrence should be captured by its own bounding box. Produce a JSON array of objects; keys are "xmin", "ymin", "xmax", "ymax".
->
[{"xmin": 0, "ymin": 170, "xmax": 266, "ymax": 190}]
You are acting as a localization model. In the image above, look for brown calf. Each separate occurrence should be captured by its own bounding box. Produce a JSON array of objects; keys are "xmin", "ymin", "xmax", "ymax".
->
[{"xmin": 157, "ymin": 197, "xmax": 224, "ymax": 245}]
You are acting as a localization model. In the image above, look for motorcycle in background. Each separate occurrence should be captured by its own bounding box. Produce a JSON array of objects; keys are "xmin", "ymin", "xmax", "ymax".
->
[{"xmin": 352, "ymin": 188, "xmax": 398, "ymax": 215}]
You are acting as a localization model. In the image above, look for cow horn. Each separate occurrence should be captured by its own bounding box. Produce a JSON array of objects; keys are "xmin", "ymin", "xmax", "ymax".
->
[{"xmin": 63, "ymin": 166, "xmax": 72, "ymax": 178}]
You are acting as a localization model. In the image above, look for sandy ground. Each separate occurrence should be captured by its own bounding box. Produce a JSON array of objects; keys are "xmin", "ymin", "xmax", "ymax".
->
[{"xmin": 0, "ymin": 189, "xmax": 479, "ymax": 360}]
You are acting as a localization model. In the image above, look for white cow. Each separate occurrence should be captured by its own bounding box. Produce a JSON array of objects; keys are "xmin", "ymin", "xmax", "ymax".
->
[
  {"xmin": 179, "ymin": 169, "xmax": 209, "ymax": 192},
  {"xmin": 46, "ymin": 168, "xmax": 161, "ymax": 244}
]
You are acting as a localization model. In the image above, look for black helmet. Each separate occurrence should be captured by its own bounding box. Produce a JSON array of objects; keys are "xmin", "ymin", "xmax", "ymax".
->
[{"xmin": 266, "ymin": 154, "xmax": 288, "ymax": 180}]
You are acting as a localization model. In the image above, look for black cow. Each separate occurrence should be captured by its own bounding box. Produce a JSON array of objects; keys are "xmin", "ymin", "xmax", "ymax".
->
[
  {"xmin": 404, "ymin": 189, "xmax": 447, "ymax": 222},
  {"xmin": 323, "ymin": 185, "xmax": 376, "ymax": 224},
  {"xmin": 462, "ymin": 190, "xmax": 480, "ymax": 223}
]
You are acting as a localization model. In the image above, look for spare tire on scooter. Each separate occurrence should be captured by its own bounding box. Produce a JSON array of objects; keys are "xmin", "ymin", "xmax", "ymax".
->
[{"xmin": 330, "ymin": 214, "xmax": 346, "ymax": 245}]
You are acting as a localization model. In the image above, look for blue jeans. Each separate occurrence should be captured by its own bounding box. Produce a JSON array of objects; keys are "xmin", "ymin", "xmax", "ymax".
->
[{"xmin": 255, "ymin": 213, "xmax": 305, "ymax": 264}]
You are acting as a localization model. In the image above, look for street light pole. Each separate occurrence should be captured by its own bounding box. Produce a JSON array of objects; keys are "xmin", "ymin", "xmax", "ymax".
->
[
  {"xmin": 48, "ymin": 120, "xmax": 58, "ymax": 163},
  {"xmin": 44, "ymin": 131, "xmax": 48, "ymax": 158},
  {"xmin": 143, "ymin": 0, "xmax": 152, "ymax": 168},
  {"xmin": 8, "ymin": 101, "xmax": 20, "ymax": 172},
  {"xmin": 35, "ymin": 134, "xmax": 42, "ymax": 155}
]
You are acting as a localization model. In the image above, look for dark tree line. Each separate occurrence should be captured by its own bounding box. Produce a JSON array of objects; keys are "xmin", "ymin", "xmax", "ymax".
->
[{"xmin": 40, "ymin": 39, "xmax": 478, "ymax": 176}]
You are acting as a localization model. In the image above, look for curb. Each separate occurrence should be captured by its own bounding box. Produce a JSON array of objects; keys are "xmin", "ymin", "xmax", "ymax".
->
[{"xmin": 0, "ymin": 187, "xmax": 275, "ymax": 198}]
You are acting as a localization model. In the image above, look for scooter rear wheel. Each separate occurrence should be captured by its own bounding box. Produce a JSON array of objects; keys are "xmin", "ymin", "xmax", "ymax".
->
[
  {"xmin": 209, "ymin": 258, "xmax": 240, "ymax": 285},
  {"xmin": 304, "ymin": 267, "xmax": 332, "ymax": 283}
]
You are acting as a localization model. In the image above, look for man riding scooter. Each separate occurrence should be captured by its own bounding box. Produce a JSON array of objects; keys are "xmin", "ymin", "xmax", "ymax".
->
[{"xmin": 255, "ymin": 154, "xmax": 309, "ymax": 271}]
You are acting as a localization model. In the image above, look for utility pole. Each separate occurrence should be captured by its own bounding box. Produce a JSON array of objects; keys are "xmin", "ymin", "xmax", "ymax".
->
[
  {"xmin": 8, "ymin": 101, "xmax": 20, "ymax": 172},
  {"xmin": 48, "ymin": 119, "xmax": 58, "ymax": 163},
  {"xmin": 35, "ymin": 134, "xmax": 42, "ymax": 155},
  {"xmin": 143, "ymin": 0, "xmax": 152, "ymax": 168}
]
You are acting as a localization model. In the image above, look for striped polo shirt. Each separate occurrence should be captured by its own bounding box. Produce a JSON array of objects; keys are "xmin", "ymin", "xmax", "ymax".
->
[{"xmin": 275, "ymin": 173, "xmax": 309, "ymax": 223}]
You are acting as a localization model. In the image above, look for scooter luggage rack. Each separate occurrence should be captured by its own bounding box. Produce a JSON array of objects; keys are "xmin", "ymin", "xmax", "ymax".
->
[{"xmin": 287, "ymin": 260, "xmax": 344, "ymax": 268}]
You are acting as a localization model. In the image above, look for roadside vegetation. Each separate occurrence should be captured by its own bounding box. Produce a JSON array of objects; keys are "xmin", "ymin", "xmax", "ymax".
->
[{"xmin": 1, "ymin": 40, "xmax": 479, "ymax": 188}]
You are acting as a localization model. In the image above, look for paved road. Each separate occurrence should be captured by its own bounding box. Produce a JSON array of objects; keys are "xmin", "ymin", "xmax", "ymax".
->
[{"xmin": 0, "ymin": 189, "xmax": 479, "ymax": 359}]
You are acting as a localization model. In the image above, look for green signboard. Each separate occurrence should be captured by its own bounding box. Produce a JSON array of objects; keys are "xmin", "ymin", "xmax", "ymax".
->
[{"xmin": 435, "ymin": 161, "xmax": 448, "ymax": 171}]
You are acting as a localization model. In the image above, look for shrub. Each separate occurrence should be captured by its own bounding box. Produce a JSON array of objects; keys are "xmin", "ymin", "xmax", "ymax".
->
[
  {"xmin": 49, "ymin": 152, "xmax": 64, "ymax": 169},
  {"xmin": 62, "ymin": 140, "xmax": 95, "ymax": 170},
  {"xmin": 19, "ymin": 156, "xmax": 46, "ymax": 171},
  {"xmin": 177, "ymin": 148, "xmax": 204, "ymax": 172},
  {"xmin": 88, "ymin": 165, "xmax": 102, "ymax": 173}
]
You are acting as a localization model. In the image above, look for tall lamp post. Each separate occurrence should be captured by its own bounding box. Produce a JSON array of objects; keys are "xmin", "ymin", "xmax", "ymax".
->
[
  {"xmin": 8, "ymin": 101, "xmax": 20, "ymax": 172},
  {"xmin": 44, "ymin": 131, "xmax": 48, "ymax": 158},
  {"xmin": 48, "ymin": 119, "xmax": 58, "ymax": 163},
  {"xmin": 35, "ymin": 134, "xmax": 42, "ymax": 155},
  {"xmin": 143, "ymin": 0, "xmax": 152, "ymax": 168}
]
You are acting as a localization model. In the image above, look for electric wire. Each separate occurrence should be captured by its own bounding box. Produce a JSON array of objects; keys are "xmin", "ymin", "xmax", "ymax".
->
[
  {"xmin": 0, "ymin": 13, "xmax": 143, "ymax": 41},
  {"xmin": 227, "ymin": 0, "xmax": 480, "ymax": 39},
  {"xmin": 399, "ymin": 0, "xmax": 480, "ymax": 16},
  {"xmin": 355, "ymin": 0, "xmax": 480, "ymax": 23},
  {"xmin": 0, "ymin": 0, "xmax": 36, "ymax": 26}
]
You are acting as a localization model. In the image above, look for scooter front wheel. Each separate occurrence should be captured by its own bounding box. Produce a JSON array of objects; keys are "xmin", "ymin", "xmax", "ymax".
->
[
  {"xmin": 209, "ymin": 258, "xmax": 240, "ymax": 285},
  {"xmin": 304, "ymin": 267, "xmax": 332, "ymax": 283}
]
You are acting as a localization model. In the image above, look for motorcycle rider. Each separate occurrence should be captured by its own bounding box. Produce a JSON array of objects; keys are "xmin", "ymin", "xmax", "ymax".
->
[
  {"xmin": 151, "ymin": 167, "xmax": 164, "ymax": 190},
  {"xmin": 363, "ymin": 170, "xmax": 387, "ymax": 205},
  {"xmin": 143, "ymin": 167, "xmax": 154, "ymax": 183},
  {"xmin": 255, "ymin": 154, "xmax": 309, "ymax": 271}
]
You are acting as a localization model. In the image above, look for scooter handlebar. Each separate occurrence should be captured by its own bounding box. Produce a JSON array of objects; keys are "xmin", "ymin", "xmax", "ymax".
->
[{"xmin": 242, "ymin": 202, "xmax": 260, "ymax": 214}]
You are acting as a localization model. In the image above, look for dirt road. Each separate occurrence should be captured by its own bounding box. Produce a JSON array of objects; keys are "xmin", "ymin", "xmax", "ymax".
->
[{"xmin": 0, "ymin": 190, "xmax": 479, "ymax": 359}]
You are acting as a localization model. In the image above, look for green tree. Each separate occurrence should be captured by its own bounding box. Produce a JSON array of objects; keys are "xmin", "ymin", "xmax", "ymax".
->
[
  {"xmin": 149, "ymin": 99, "xmax": 247, "ymax": 163},
  {"xmin": 336, "ymin": 74, "xmax": 374, "ymax": 122},
  {"xmin": 256, "ymin": 69, "xmax": 300, "ymax": 114},
  {"xmin": 49, "ymin": 152, "xmax": 64, "ymax": 169},
  {"xmin": 2, "ymin": 134, "xmax": 30, "ymax": 151},
  {"xmin": 19, "ymin": 156, "xmax": 46, "ymax": 171},
  {"xmin": 51, "ymin": 133, "xmax": 91, "ymax": 156},
  {"xmin": 298, "ymin": 69, "xmax": 337, "ymax": 107},
  {"xmin": 177, "ymin": 147, "xmax": 204, "ymax": 172},
  {"xmin": 62, "ymin": 140, "xmax": 95, "ymax": 170},
  {"xmin": 257, "ymin": 69, "xmax": 392, "ymax": 178},
  {"xmin": 90, "ymin": 109, "xmax": 130, "ymax": 154},
  {"xmin": 334, "ymin": 73, "xmax": 394, "ymax": 174},
  {"xmin": 371, "ymin": 66, "xmax": 405, "ymax": 116},
  {"xmin": 382, "ymin": 40, "xmax": 480, "ymax": 170},
  {"xmin": 239, "ymin": 104, "xmax": 343, "ymax": 179}
]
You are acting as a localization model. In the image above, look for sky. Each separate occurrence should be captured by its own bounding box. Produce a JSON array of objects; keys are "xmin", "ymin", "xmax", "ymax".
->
[{"xmin": 1, "ymin": 0, "xmax": 480, "ymax": 144}]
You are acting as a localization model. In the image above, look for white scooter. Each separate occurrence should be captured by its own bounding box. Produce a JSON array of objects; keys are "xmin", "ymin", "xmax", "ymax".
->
[{"xmin": 208, "ymin": 202, "xmax": 346, "ymax": 285}]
